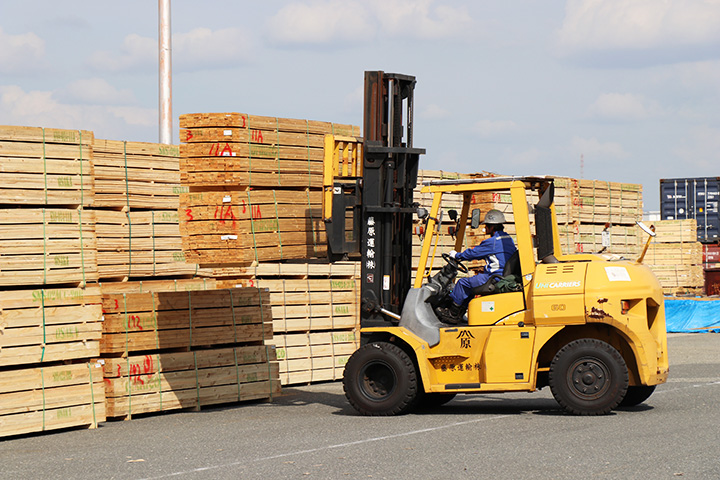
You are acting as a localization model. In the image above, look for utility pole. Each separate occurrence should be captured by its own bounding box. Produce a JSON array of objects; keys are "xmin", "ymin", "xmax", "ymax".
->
[{"xmin": 159, "ymin": 0, "xmax": 172, "ymax": 144}]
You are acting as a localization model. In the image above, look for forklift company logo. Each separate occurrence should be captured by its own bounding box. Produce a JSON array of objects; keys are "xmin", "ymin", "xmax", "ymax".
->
[
  {"xmin": 534, "ymin": 281, "xmax": 581, "ymax": 289},
  {"xmin": 457, "ymin": 330, "xmax": 474, "ymax": 349}
]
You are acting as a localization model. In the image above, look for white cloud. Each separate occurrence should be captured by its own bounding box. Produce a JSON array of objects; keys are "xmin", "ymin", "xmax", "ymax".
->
[
  {"xmin": 419, "ymin": 104, "xmax": 451, "ymax": 120},
  {"xmin": 673, "ymin": 125, "xmax": 720, "ymax": 170},
  {"xmin": 266, "ymin": 0, "xmax": 473, "ymax": 46},
  {"xmin": 587, "ymin": 93, "xmax": 660, "ymax": 121},
  {"xmin": 88, "ymin": 33, "xmax": 155, "ymax": 72},
  {"xmin": 0, "ymin": 27, "xmax": 46, "ymax": 74},
  {"xmin": 0, "ymin": 85, "xmax": 155, "ymax": 135},
  {"xmin": 58, "ymin": 78, "xmax": 136, "ymax": 105},
  {"xmin": 473, "ymin": 119, "xmax": 517, "ymax": 138},
  {"xmin": 174, "ymin": 28, "xmax": 254, "ymax": 69},
  {"xmin": 557, "ymin": 0, "xmax": 720, "ymax": 65},
  {"xmin": 569, "ymin": 136, "xmax": 630, "ymax": 158}
]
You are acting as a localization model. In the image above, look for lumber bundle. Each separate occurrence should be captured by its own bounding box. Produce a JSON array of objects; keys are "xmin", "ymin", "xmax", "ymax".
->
[
  {"xmin": 0, "ymin": 361, "xmax": 105, "ymax": 438},
  {"xmin": 94, "ymin": 209, "xmax": 207, "ymax": 279},
  {"xmin": 0, "ymin": 208, "xmax": 98, "ymax": 286},
  {"xmin": 273, "ymin": 331, "xmax": 359, "ymax": 385},
  {"xmin": 100, "ymin": 288, "xmax": 272, "ymax": 355},
  {"xmin": 179, "ymin": 113, "xmax": 359, "ymax": 189},
  {"xmin": 99, "ymin": 277, "xmax": 217, "ymax": 294},
  {"xmin": 646, "ymin": 219, "xmax": 705, "ymax": 295},
  {"xmin": 0, "ymin": 286, "xmax": 102, "ymax": 367},
  {"xmin": 179, "ymin": 190, "xmax": 325, "ymax": 266},
  {"xmin": 92, "ymin": 139, "xmax": 183, "ymax": 209},
  {"xmin": 102, "ymin": 346, "xmax": 279, "ymax": 418},
  {"xmin": 0, "ymin": 126, "xmax": 94, "ymax": 207},
  {"xmin": 467, "ymin": 174, "xmax": 642, "ymax": 257}
]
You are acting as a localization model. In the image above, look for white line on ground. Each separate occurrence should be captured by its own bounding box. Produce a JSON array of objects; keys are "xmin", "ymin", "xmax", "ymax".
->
[{"xmin": 139, "ymin": 414, "xmax": 514, "ymax": 479}]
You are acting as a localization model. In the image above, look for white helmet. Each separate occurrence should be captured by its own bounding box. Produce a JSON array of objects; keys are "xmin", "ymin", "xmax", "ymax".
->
[{"xmin": 482, "ymin": 209, "xmax": 506, "ymax": 225}]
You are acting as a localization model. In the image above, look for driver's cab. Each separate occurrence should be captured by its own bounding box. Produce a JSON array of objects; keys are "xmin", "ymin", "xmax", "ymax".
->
[{"xmin": 415, "ymin": 177, "xmax": 558, "ymax": 327}]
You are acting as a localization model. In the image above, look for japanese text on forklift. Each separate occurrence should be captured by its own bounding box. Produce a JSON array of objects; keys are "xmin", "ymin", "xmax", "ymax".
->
[{"xmin": 322, "ymin": 71, "xmax": 668, "ymax": 416}]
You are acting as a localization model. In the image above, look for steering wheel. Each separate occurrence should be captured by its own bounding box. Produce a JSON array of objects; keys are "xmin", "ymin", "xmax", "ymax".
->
[{"xmin": 442, "ymin": 252, "xmax": 469, "ymax": 273}]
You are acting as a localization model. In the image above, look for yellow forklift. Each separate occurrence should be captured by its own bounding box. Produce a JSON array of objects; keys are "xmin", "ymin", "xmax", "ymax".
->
[{"xmin": 324, "ymin": 72, "xmax": 668, "ymax": 415}]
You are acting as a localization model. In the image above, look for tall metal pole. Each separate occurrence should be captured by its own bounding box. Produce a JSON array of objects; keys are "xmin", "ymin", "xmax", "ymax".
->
[{"xmin": 159, "ymin": 0, "xmax": 172, "ymax": 144}]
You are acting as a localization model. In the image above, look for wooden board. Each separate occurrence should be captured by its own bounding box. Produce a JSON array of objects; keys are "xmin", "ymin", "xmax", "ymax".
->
[
  {"xmin": 273, "ymin": 330, "xmax": 358, "ymax": 386},
  {"xmin": 651, "ymin": 219, "xmax": 698, "ymax": 244},
  {"xmin": 0, "ymin": 361, "xmax": 105, "ymax": 438},
  {"xmin": 0, "ymin": 208, "xmax": 98, "ymax": 286},
  {"xmin": 99, "ymin": 278, "xmax": 217, "ymax": 294},
  {"xmin": 102, "ymin": 345, "xmax": 279, "ymax": 418},
  {"xmin": 100, "ymin": 288, "xmax": 272, "ymax": 355},
  {"xmin": 0, "ymin": 286, "xmax": 102, "ymax": 367},
  {"xmin": 92, "ymin": 139, "xmax": 183, "ymax": 209},
  {"xmin": 0, "ymin": 125, "xmax": 94, "ymax": 207}
]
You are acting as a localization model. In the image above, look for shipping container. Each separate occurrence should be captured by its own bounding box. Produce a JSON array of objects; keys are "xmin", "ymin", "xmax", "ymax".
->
[
  {"xmin": 660, "ymin": 177, "xmax": 720, "ymax": 243},
  {"xmin": 706, "ymin": 268, "xmax": 720, "ymax": 296},
  {"xmin": 703, "ymin": 244, "xmax": 720, "ymax": 266}
]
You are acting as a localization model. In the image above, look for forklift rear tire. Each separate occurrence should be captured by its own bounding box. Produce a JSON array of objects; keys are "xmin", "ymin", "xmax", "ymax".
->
[
  {"xmin": 549, "ymin": 338, "xmax": 628, "ymax": 415},
  {"xmin": 619, "ymin": 385, "xmax": 656, "ymax": 407},
  {"xmin": 343, "ymin": 342, "xmax": 418, "ymax": 416}
]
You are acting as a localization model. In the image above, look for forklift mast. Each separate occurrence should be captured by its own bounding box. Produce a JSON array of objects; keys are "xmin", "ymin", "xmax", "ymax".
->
[{"xmin": 324, "ymin": 71, "xmax": 425, "ymax": 327}]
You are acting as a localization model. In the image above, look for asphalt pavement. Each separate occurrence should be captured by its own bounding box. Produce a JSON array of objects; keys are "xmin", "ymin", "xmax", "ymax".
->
[{"xmin": 1, "ymin": 333, "xmax": 719, "ymax": 480}]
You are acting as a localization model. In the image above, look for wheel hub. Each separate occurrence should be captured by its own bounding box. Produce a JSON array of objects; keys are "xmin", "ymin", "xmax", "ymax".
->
[
  {"xmin": 360, "ymin": 361, "xmax": 397, "ymax": 401},
  {"xmin": 569, "ymin": 358, "xmax": 610, "ymax": 399}
]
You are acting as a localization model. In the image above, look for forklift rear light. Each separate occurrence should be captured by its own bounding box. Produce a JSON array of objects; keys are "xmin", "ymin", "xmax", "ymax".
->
[
  {"xmin": 414, "ymin": 225, "xmax": 424, "ymax": 236},
  {"xmin": 621, "ymin": 300, "xmax": 630, "ymax": 315}
]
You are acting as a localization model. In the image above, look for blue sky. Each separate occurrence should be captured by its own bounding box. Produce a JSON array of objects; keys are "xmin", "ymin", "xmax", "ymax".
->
[{"xmin": 1, "ymin": 1, "xmax": 719, "ymax": 210}]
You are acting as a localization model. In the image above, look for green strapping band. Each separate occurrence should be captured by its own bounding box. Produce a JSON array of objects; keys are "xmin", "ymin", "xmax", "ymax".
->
[
  {"xmin": 79, "ymin": 130, "xmax": 84, "ymax": 207},
  {"xmin": 307, "ymin": 279, "xmax": 314, "ymax": 384},
  {"xmin": 123, "ymin": 293, "xmax": 132, "ymax": 418},
  {"xmin": 193, "ymin": 352, "xmax": 200, "ymax": 408},
  {"xmin": 42, "ymin": 128, "xmax": 48, "ymax": 204},
  {"xmin": 123, "ymin": 141, "xmax": 130, "ymax": 209},
  {"xmin": 306, "ymin": 120, "xmax": 311, "ymax": 187},
  {"xmin": 78, "ymin": 208, "xmax": 86, "ymax": 286},
  {"xmin": 151, "ymin": 211, "xmax": 156, "ymax": 276},
  {"xmin": 41, "ymin": 366, "xmax": 46, "ymax": 431},
  {"xmin": 188, "ymin": 290, "xmax": 193, "ymax": 348},
  {"xmin": 247, "ymin": 191, "xmax": 260, "ymax": 263},
  {"xmin": 276, "ymin": 118, "xmax": 281, "ymax": 188},
  {"xmin": 233, "ymin": 349, "xmax": 241, "ymax": 401},
  {"xmin": 87, "ymin": 363, "xmax": 97, "ymax": 428},
  {"xmin": 42, "ymin": 208, "xmax": 47, "ymax": 285},
  {"xmin": 246, "ymin": 119, "xmax": 252, "ymax": 187},
  {"xmin": 306, "ymin": 190, "xmax": 318, "ymax": 254},
  {"xmin": 272, "ymin": 190, "xmax": 283, "ymax": 260},
  {"xmin": 257, "ymin": 288, "xmax": 272, "ymax": 400},
  {"xmin": 40, "ymin": 288, "xmax": 46, "ymax": 363}
]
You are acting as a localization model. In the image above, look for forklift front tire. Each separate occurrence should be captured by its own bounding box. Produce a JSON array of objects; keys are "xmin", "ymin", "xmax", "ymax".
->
[{"xmin": 343, "ymin": 342, "xmax": 419, "ymax": 416}]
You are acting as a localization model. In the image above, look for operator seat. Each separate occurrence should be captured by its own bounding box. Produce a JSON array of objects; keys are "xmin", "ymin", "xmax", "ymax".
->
[{"xmin": 469, "ymin": 250, "xmax": 521, "ymax": 297}]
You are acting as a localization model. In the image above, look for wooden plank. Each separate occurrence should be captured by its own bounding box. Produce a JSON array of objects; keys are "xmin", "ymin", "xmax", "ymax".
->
[{"xmin": 179, "ymin": 113, "xmax": 359, "ymax": 136}]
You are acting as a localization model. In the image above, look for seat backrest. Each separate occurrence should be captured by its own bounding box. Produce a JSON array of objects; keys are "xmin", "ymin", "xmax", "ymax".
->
[{"xmin": 502, "ymin": 250, "xmax": 521, "ymax": 278}]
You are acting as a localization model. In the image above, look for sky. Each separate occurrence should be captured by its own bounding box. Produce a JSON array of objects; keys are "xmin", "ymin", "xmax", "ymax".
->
[{"xmin": 1, "ymin": 1, "xmax": 719, "ymax": 211}]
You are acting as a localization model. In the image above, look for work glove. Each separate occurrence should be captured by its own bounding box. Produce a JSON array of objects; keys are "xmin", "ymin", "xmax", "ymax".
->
[{"xmin": 448, "ymin": 250, "xmax": 457, "ymax": 258}]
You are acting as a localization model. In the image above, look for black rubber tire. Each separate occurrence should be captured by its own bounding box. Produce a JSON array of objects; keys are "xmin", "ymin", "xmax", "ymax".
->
[
  {"xmin": 549, "ymin": 338, "xmax": 629, "ymax": 415},
  {"xmin": 417, "ymin": 392, "xmax": 457, "ymax": 408},
  {"xmin": 343, "ymin": 342, "xmax": 419, "ymax": 416},
  {"xmin": 619, "ymin": 385, "xmax": 656, "ymax": 407}
]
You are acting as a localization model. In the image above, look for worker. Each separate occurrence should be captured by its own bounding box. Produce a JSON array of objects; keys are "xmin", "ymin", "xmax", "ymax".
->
[{"xmin": 436, "ymin": 209, "xmax": 517, "ymax": 324}]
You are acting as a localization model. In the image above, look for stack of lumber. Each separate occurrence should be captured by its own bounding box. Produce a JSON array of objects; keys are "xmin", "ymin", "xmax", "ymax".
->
[
  {"xmin": 0, "ymin": 286, "xmax": 105, "ymax": 437},
  {"xmin": 467, "ymin": 174, "xmax": 642, "ymax": 257},
  {"xmin": 0, "ymin": 208, "xmax": 98, "ymax": 286},
  {"xmin": 0, "ymin": 126, "xmax": 93, "ymax": 206},
  {"xmin": 179, "ymin": 190, "xmax": 325, "ymax": 266},
  {"xmin": 95, "ymin": 209, "xmax": 203, "ymax": 279},
  {"xmin": 215, "ymin": 262, "xmax": 361, "ymax": 385},
  {"xmin": 99, "ymin": 284, "xmax": 279, "ymax": 417},
  {"xmin": 0, "ymin": 361, "xmax": 105, "ymax": 438},
  {"xmin": 92, "ymin": 140, "xmax": 182, "ymax": 209},
  {"xmin": 646, "ymin": 219, "xmax": 704, "ymax": 295},
  {"xmin": 178, "ymin": 113, "xmax": 358, "ymax": 266}
]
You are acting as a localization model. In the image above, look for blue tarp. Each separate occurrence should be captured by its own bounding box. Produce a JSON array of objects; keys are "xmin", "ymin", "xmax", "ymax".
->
[{"xmin": 665, "ymin": 299, "xmax": 720, "ymax": 333}]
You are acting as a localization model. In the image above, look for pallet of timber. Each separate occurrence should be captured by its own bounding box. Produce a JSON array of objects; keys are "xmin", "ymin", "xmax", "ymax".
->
[
  {"xmin": 100, "ymin": 288, "xmax": 272, "ymax": 355},
  {"xmin": 0, "ymin": 125, "xmax": 93, "ymax": 207},
  {"xmin": 95, "ymin": 209, "xmax": 208, "ymax": 279},
  {"xmin": 0, "ymin": 361, "xmax": 105, "ymax": 438},
  {"xmin": 646, "ymin": 242, "xmax": 702, "ymax": 266},
  {"xmin": 652, "ymin": 219, "xmax": 698, "ymax": 244},
  {"xmin": 92, "ymin": 139, "xmax": 183, "ymax": 209},
  {"xmin": 179, "ymin": 190, "xmax": 326, "ymax": 266},
  {"xmin": 0, "ymin": 286, "xmax": 102, "ymax": 367},
  {"xmin": 179, "ymin": 112, "xmax": 359, "ymax": 189},
  {"xmin": 0, "ymin": 208, "xmax": 98, "ymax": 286},
  {"xmin": 102, "ymin": 345, "xmax": 279, "ymax": 418},
  {"xmin": 273, "ymin": 330, "xmax": 358, "ymax": 385},
  {"xmin": 100, "ymin": 278, "xmax": 217, "ymax": 294},
  {"xmin": 648, "ymin": 265, "xmax": 704, "ymax": 288}
]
